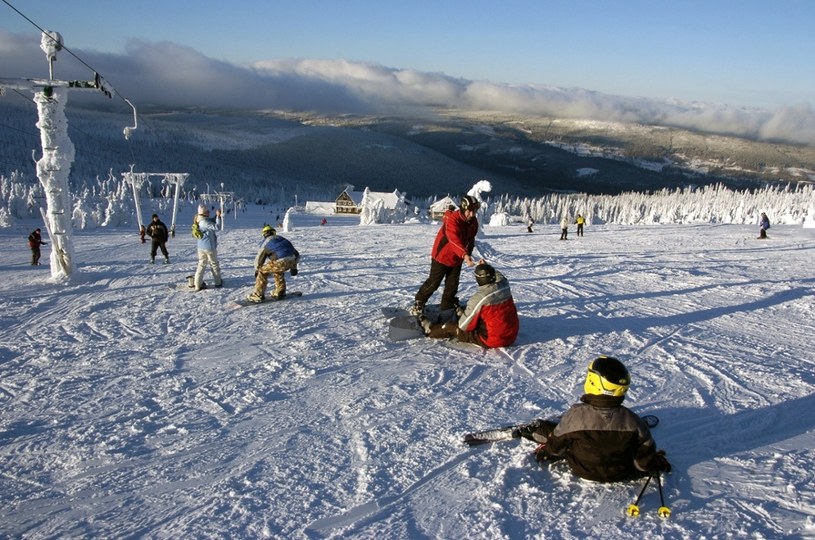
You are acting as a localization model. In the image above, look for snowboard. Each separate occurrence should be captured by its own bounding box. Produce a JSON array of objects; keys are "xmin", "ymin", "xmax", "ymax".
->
[
  {"xmin": 463, "ymin": 414, "xmax": 660, "ymax": 446},
  {"xmin": 232, "ymin": 291, "xmax": 303, "ymax": 307},
  {"xmin": 383, "ymin": 304, "xmax": 457, "ymax": 342},
  {"xmin": 167, "ymin": 282, "xmax": 225, "ymax": 291},
  {"xmin": 389, "ymin": 314, "xmax": 425, "ymax": 341},
  {"xmin": 169, "ymin": 282, "xmax": 205, "ymax": 291}
]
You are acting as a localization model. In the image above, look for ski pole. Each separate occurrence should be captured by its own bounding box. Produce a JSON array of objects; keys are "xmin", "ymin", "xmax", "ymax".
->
[
  {"xmin": 656, "ymin": 472, "xmax": 672, "ymax": 519},
  {"xmin": 626, "ymin": 475, "xmax": 652, "ymax": 517}
]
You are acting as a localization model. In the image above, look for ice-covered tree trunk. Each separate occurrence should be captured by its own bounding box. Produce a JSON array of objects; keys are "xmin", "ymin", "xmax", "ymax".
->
[{"xmin": 35, "ymin": 88, "xmax": 76, "ymax": 280}]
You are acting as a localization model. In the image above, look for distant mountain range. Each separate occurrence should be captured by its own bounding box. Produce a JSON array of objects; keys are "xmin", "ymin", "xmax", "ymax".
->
[{"xmin": 2, "ymin": 102, "xmax": 813, "ymax": 202}]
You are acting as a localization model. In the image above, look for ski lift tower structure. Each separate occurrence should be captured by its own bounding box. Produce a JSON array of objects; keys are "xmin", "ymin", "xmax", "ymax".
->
[
  {"xmin": 0, "ymin": 30, "xmax": 137, "ymax": 280},
  {"xmin": 200, "ymin": 187, "xmax": 235, "ymax": 231},
  {"xmin": 122, "ymin": 166, "xmax": 188, "ymax": 237}
]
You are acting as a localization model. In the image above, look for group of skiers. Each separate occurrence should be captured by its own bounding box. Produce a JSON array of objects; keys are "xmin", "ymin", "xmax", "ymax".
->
[
  {"xmin": 409, "ymin": 195, "xmax": 672, "ymax": 487},
  {"xmin": 525, "ymin": 214, "xmax": 586, "ymax": 238},
  {"xmin": 23, "ymin": 205, "xmax": 300, "ymax": 303},
  {"xmin": 410, "ymin": 195, "xmax": 520, "ymax": 350},
  {"xmin": 559, "ymin": 213, "xmax": 586, "ymax": 240},
  {"xmin": 190, "ymin": 204, "xmax": 300, "ymax": 300},
  {"xmin": 27, "ymin": 201, "xmax": 784, "ymax": 489}
]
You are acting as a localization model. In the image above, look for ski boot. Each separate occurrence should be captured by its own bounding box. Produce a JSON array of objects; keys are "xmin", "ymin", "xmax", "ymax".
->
[
  {"xmin": 409, "ymin": 300, "xmax": 425, "ymax": 317},
  {"xmin": 417, "ymin": 314, "xmax": 433, "ymax": 335}
]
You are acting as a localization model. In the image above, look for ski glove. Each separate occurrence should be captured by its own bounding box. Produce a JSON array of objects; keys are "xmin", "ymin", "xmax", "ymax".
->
[
  {"xmin": 290, "ymin": 267, "xmax": 298, "ymax": 276},
  {"xmin": 648, "ymin": 450, "xmax": 672, "ymax": 474},
  {"xmin": 533, "ymin": 443, "xmax": 563, "ymax": 464}
]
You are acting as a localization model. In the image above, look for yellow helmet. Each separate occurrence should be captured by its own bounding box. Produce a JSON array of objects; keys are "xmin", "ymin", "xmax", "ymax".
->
[
  {"xmin": 584, "ymin": 356, "xmax": 630, "ymax": 397},
  {"xmin": 262, "ymin": 225, "xmax": 276, "ymax": 237}
]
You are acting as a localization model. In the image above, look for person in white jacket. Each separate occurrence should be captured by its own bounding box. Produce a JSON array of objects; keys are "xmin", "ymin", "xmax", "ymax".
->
[
  {"xmin": 193, "ymin": 205, "xmax": 223, "ymax": 290},
  {"xmin": 560, "ymin": 216, "xmax": 569, "ymax": 240}
]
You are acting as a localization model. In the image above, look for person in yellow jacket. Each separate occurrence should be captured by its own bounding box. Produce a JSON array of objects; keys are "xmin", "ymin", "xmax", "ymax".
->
[{"xmin": 576, "ymin": 214, "xmax": 586, "ymax": 237}]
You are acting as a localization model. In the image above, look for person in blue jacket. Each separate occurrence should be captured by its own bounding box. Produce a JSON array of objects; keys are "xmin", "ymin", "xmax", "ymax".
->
[
  {"xmin": 248, "ymin": 225, "xmax": 300, "ymax": 302},
  {"xmin": 193, "ymin": 205, "xmax": 223, "ymax": 290},
  {"xmin": 759, "ymin": 212, "xmax": 770, "ymax": 239}
]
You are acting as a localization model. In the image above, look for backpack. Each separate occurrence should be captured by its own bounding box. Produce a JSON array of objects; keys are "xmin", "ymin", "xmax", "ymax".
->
[{"xmin": 191, "ymin": 219, "xmax": 204, "ymax": 239}]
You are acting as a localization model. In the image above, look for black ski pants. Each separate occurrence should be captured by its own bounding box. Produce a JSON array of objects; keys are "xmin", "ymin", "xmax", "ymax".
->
[
  {"xmin": 415, "ymin": 259, "xmax": 462, "ymax": 311},
  {"xmin": 150, "ymin": 240, "xmax": 169, "ymax": 259}
]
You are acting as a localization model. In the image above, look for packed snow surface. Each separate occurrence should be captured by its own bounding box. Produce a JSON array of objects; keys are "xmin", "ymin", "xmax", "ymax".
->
[{"xmin": 1, "ymin": 208, "xmax": 814, "ymax": 539}]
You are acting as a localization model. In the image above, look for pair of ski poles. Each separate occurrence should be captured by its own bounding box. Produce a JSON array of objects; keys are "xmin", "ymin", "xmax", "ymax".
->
[{"xmin": 626, "ymin": 472, "xmax": 671, "ymax": 518}]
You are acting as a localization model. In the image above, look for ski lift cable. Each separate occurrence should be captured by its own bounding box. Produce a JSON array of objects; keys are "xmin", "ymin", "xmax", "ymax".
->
[
  {"xmin": 3, "ymin": 1, "xmax": 287, "ymax": 184},
  {"xmin": 2, "ymin": 0, "xmax": 138, "ymax": 138},
  {"xmin": 0, "ymin": 120, "xmax": 39, "ymax": 139},
  {"xmin": 6, "ymin": 88, "xmax": 35, "ymax": 105}
]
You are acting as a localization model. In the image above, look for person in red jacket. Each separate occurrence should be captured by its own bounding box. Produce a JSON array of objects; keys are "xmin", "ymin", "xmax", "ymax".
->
[
  {"xmin": 412, "ymin": 195, "xmax": 480, "ymax": 317},
  {"xmin": 28, "ymin": 228, "xmax": 47, "ymax": 266},
  {"xmin": 419, "ymin": 263, "xmax": 519, "ymax": 348}
]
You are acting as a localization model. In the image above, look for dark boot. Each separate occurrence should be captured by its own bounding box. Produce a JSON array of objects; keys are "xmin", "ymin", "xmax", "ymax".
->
[{"xmin": 428, "ymin": 321, "xmax": 458, "ymax": 339}]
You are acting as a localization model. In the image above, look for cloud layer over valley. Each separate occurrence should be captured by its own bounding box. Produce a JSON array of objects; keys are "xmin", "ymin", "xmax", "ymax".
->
[{"xmin": 2, "ymin": 30, "xmax": 813, "ymax": 145}]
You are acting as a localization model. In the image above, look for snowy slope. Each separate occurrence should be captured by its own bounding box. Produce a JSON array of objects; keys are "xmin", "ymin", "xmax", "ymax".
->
[{"xmin": 1, "ymin": 208, "xmax": 814, "ymax": 539}]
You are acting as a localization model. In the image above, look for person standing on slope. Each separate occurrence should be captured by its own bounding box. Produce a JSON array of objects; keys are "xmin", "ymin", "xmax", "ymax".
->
[
  {"xmin": 517, "ymin": 356, "xmax": 671, "ymax": 482},
  {"xmin": 248, "ymin": 225, "xmax": 300, "ymax": 302},
  {"xmin": 146, "ymin": 213, "xmax": 170, "ymax": 264},
  {"xmin": 193, "ymin": 205, "xmax": 223, "ymax": 291},
  {"xmin": 560, "ymin": 216, "xmax": 569, "ymax": 240},
  {"xmin": 419, "ymin": 262, "xmax": 519, "ymax": 348},
  {"xmin": 28, "ymin": 228, "xmax": 47, "ymax": 266},
  {"xmin": 759, "ymin": 212, "xmax": 770, "ymax": 239},
  {"xmin": 412, "ymin": 195, "xmax": 480, "ymax": 318},
  {"xmin": 575, "ymin": 214, "xmax": 585, "ymax": 237}
]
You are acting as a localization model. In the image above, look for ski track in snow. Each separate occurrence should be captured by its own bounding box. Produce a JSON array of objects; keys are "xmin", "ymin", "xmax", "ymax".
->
[{"xmin": 1, "ymin": 211, "xmax": 814, "ymax": 539}]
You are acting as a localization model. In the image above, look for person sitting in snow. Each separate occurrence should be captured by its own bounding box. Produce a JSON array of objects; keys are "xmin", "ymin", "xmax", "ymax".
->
[
  {"xmin": 759, "ymin": 212, "xmax": 770, "ymax": 239},
  {"xmin": 248, "ymin": 225, "xmax": 300, "ymax": 303},
  {"xmin": 517, "ymin": 356, "xmax": 671, "ymax": 482},
  {"xmin": 419, "ymin": 262, "xmax": 519, "ymax": 348}
]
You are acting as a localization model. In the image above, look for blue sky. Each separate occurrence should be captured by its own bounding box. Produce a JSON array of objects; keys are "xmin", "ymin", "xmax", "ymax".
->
[{"xmin": 3, "ymin": 0, "xmax": 813, "ymax": 108}]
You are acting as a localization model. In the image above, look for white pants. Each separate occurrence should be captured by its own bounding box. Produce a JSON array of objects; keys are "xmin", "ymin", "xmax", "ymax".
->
[{"xmin": 195, "ymin": 249, "xmax": 222, "ymax": 287}]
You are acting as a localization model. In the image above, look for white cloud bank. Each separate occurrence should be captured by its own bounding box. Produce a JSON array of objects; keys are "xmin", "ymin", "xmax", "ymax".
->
[{"xmin": 2, "ymin": 30, "xmax": 813, "ymax": 145}]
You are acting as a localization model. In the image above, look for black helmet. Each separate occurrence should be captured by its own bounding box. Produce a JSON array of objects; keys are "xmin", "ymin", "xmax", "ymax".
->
[
  {"xmin": 460, "ymin": 195, "xmax": 479, "ymax": 213},
  {"xmin": 474, "ymin": 263, "xmax": 496, "ymax": 286},
  {"xmin": 584, "ymin": 356, "xmax": 630, "ymax": 397}
]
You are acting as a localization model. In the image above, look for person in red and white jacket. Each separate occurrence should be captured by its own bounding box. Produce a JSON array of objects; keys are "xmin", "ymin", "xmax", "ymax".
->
[
  {"xmin": 411, "ymin": 195, "xmax": 480, "ymax": 317},
  {"xmin": 420, "ymin": 263, "xmax": 519, "ymax": 348}
]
